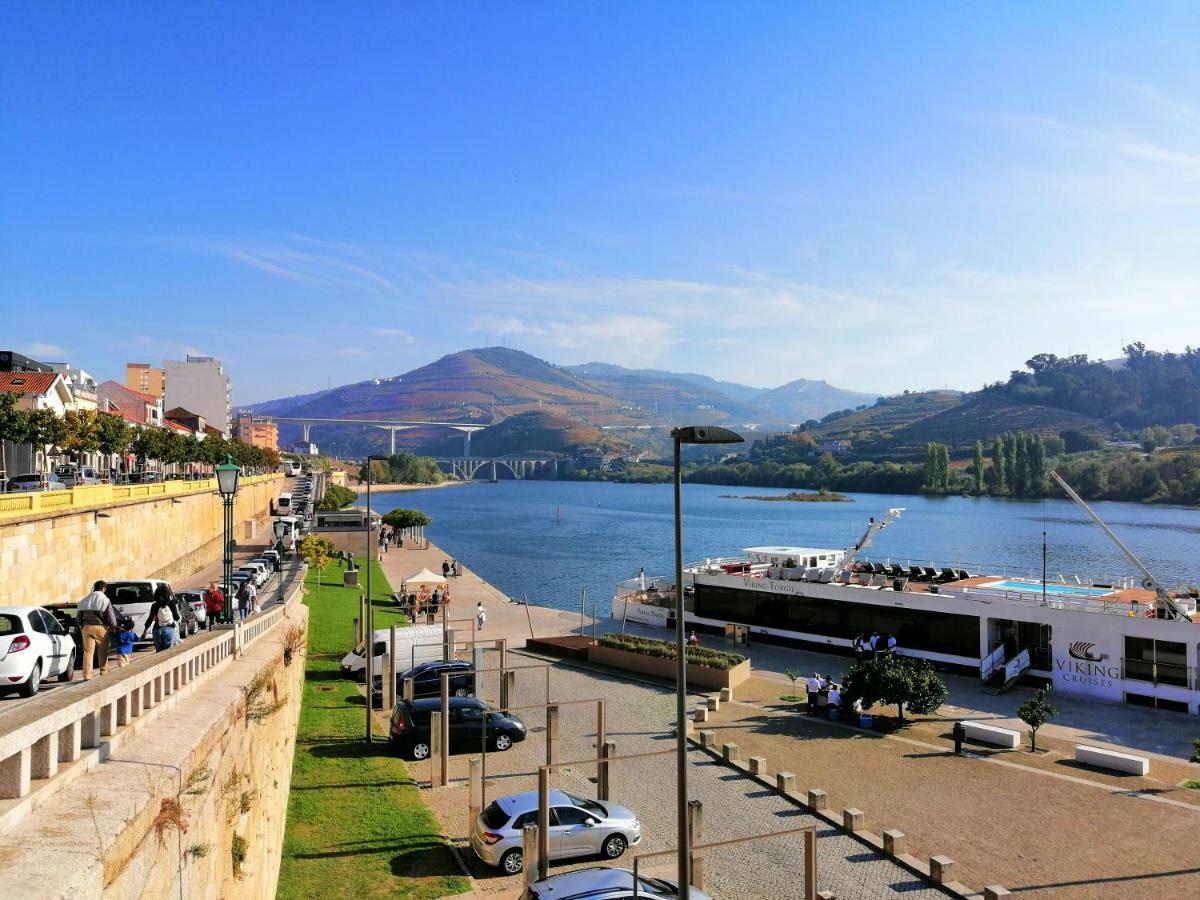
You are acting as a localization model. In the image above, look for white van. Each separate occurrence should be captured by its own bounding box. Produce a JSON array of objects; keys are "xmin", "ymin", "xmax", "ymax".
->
[
  {"xmin": 277, "ymin": 492, "xmax": 292, "ymax": 512},
  {"xmin": 340, "ymin": 624, "xmax": 448, "ymax": 681},
  {"xmin": 272, "ymin": 516, "xmax": 301, "ymax": 551}
]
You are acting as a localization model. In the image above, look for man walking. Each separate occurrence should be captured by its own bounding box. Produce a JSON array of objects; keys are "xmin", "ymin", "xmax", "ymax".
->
[
  {"xmin": 78, "ymin": 580, "xmax": 117, "ymax": 680},
  {"xmin": 476, "ymin": 601, "xmax": 486, "ymax": 631},
  {"xmin": 805, "ymin": 672, "xmax": 821, "ymax": 715},
  {"xmin": 442, "ymin": 559, "xmax": 451, "ymax": 579}
]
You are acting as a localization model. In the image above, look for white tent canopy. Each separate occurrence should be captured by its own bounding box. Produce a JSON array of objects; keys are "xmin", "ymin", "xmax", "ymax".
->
[{"xmin": 402, "ymin": 568, "xmax": 448, "ymax": 586}]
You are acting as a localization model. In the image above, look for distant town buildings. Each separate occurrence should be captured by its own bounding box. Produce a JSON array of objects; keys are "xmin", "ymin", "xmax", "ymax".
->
[
  {"xmin": 234, "ymin": 411, "xmax": 279, "ymax": 451},
  {"xmin": 164, "ymin": 356, "xmax": 232, "ymax": 437},
  {"xmin": 125, "ymin": 362, "xmax": 166, "ymax": 398}
]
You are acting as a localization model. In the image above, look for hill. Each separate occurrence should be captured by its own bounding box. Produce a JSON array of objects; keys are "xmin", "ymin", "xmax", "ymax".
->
[
  {"xmin": 569, "ymin": 362, "xmax": 765, "ymax": 403},
  {"xmin": 750, "ymin": 378, "xmax": 878, "ymax": 424},
  {"xmin": 566, "ymin": 362, "xmax": 763, "ymax": 425},
  {"xmin": 887, "ymin": 394, "xmax": 1106, "ymax": 449},
  {"xmin": 418, "ymin": 410, "xmax": 622, "ymax": 457},
  {"xmin": 809, "ymin": 391, "xmax": 965, "ymax": 440}
]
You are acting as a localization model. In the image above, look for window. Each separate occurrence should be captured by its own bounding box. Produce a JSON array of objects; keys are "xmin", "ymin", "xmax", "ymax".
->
[
  {"xmin": 28, "ymin": 610, "xmax": 49, "ymax": 634},
  {"xmin": 454, "ymin": 706, "xmax": 483, "ymax": 723},
  {"xmin": 553, "ymin": 807, "xmax": 593, "ymax": 826},
  {"xmin": 1123, "ymin": 637, "xmax": 1188, "ymax": 686},
  {"xmin": 512, "ymin": 811, "xmax": 538, "ymax": 830},
  {"xmin": 481, "ymin": 802, "xmax": 510, "ymax": 830},
  {"xmin": 0, "ymin": 615, "xmax": 22, "ymax": 636}
]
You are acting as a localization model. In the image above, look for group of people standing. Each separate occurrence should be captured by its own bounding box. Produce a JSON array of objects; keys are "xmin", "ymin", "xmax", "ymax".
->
[
  {"xmin": 804, "ymin": 672, "xmax": 846, "ymax": 718},
  {"xmin": 441, "ymin": 558, "xmax": 460, "ymax": 578},
  {"xmin": 852, "ymin": 631, "xmax": 898, "ymax": 660},
  {"xmin": 75, "ymin": 581, "xmax": 188, "ymax": 680}
]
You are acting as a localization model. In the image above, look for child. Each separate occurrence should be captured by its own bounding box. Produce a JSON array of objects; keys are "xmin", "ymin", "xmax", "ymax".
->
[{"xmin": 112, "ymin": 615, "xmax": 137, "ymax": 668}]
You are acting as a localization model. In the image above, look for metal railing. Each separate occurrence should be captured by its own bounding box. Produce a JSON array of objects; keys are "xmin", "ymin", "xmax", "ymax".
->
[
  {"xmin": 0, "ymin": 473, "xmax": 282, "ymax": 521},
  {"xmin": 0, "ymin": 563, "xmax": 304, "ymax": 833},
  {"xmin": 1120, "ymin": 656, "xmax": 1194, "ymax": 689}
]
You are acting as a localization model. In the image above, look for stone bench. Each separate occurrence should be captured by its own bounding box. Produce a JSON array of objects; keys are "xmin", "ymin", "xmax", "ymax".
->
[
  {"xmin": 1075, "ymin": 745, "xmax": 1149, "ymax": 775},
  {"xmin": 960, "ymin": 721, "xmax": 1020, "ymax": 749}
]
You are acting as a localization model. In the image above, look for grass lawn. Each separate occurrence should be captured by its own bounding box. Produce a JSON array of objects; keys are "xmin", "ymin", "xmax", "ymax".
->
[{"xmin": 277, "ymin": 561, "xmax": 469, "ymax": 900}]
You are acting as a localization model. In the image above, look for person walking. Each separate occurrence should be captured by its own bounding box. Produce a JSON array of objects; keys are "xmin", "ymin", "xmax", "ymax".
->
[
  {"xmin": 143, "ymin": 586, "xmax": 180, "ymax": 652},
  {"xmin": 441, "ymin": 559, "xmax": 451, "ymax": 578},
  {"xmin": 248, "ymin": 579, "xmax": 260, "ymax": 615},
  {"xmin": 476, "ymin": 601, "xmax": 486, "ymax": 631},
  {"xmin": 111, "ymin": 615, "xmax": 137, "ymax": 668},
  {"xmin": 205, "ymin": 583, "xmax": 224, "ymax": 629},
  {"xmin": 805, "ymin": 672, "xmax": 821, "ymax": 715},
  {"xmin": 78, "ymin": 580, "xmax": 117, "ymax": 680},
  {"xmin": 451, "ymin": 558, "xmax": 459, "ymax": 577},
  {"xmin": 236, "ymin": 582, "xmax": 252, "ymax": 620}
]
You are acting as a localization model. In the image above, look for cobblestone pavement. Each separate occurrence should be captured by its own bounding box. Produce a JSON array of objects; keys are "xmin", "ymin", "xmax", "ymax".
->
[{"xmin": 419, "ymin": 653, "xmax": 945, "ymax": 899}]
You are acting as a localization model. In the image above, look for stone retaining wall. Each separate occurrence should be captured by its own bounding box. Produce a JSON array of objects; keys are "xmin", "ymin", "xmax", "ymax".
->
[{"xmin": 0, "ymin": 475, "xmax": 281, "ymax": 607}]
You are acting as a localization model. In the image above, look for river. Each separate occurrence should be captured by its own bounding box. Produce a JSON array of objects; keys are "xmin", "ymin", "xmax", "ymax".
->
[{"xmin": 367, "ymin": 482, "xmax": 1200, "ymax": 615}]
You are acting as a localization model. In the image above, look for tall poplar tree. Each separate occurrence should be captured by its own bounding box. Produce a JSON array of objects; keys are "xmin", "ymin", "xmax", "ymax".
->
[{"xmin": 973, "ymin": 441, "xmax": 985, "ymax": 494}]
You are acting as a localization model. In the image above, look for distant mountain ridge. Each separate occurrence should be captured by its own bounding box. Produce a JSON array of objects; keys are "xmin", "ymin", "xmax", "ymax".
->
[
  {"xmin": 750, "ymin": 378, "xmax": 878, "ymax": 424},
  {"xmin": 568, "ymin": 362, "xmax": 766, "ymax": 403}
]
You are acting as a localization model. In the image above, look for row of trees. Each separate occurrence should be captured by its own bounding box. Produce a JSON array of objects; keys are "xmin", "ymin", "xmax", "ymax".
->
[
  {"xmin": 316, "ymin": 484, "xmax": 358, "ymax": 510},
  {"xmin": 0, "ymin": 394, "xmax": 280, "ymax": 474}
]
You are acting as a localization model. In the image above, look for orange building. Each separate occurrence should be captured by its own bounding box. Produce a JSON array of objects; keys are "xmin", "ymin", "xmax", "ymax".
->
[
  {"xmin": 125, "ymin": 362, "xmax": 166, "ymax": 398},
  {"xmin": 234, "ymin": 412, "xmax": 279, "ymax": 451}
]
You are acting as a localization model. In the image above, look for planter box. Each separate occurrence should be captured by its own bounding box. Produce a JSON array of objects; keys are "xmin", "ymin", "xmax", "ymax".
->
[{"xmin": 587, "ymin": 644, "xmax": 751, "ymax": 690}]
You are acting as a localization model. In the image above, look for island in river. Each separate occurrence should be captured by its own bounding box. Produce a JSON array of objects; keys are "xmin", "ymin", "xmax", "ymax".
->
[{"xmin": 721, "ymin": 491, "xmax": 852, "ymax": 502}]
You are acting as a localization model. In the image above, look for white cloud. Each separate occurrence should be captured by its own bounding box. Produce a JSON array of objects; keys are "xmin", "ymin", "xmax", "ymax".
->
[
  {"xmin": 21, "ymin": 342, "xmax": 67, "ymax": 359},
  {"xmin": 371, "ymin": 328, "xmax": 415, "ymax": 343}
]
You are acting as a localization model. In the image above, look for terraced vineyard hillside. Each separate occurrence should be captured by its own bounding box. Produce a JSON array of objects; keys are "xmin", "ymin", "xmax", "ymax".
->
[
  {"xmin": 809, "ymin": 391, "xmax": 965, "ymax": 440},
  {"xmin": 888, "ymin": 394, "xmax": 1107, "ymax": 449}
]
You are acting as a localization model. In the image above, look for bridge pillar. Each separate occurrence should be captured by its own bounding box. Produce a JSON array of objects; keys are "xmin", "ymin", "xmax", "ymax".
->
[
  {"xmin": 463, "ymin": 430, "xmax": 472, "ymax": 458},
  {"xmin": 301, "ymin": 423, "xmax": 311, "ymax": 443}
]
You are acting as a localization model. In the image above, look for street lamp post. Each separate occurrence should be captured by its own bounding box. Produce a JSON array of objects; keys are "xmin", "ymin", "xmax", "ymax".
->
[
  {"xmin": 215, "ymin": 455, "xmax": 242, "ymax": 625},
  {"xmin": 364, "ymin": 454, "xmax": 387, "ymax": 743},
  {"xmin": 671, "ymin": 425, "xmax": 743, "ymax": 897}
]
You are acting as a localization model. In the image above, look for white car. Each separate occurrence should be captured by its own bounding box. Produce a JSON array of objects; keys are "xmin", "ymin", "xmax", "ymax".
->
[
  {"xmin": 0, "ymin": 607, "xmax": 76, "ymax": 696},
  {"xmin": 6, "ymin": 473, "xmax": 68, "ymax": 493},
  {"xmin": 176, "ymin": 590, "xmax": 208, "ymax": 628}
]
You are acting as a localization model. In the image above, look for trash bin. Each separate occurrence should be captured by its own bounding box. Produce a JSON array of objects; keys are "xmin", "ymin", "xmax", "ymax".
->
[
  {"xmin": 859, "ymin": 714, "xmax": 874, "ymax": 729},
  {"xmin": 343, "ymin": 569, "xmax": 359, "ymax": 588}
]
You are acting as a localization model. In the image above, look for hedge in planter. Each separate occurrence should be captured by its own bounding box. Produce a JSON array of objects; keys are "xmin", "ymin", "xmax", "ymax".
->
[{"xmin": 598, "ymin": 634, "xmax": 746, "ymax": 671}]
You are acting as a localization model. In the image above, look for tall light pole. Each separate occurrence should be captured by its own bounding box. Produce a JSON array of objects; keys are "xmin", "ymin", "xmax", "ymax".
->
[
  {"xmin": 671, "ymin": 425, "xmax": 743, "ymax": 897},
  {"xmin": 364, "ymin": 454, "xmax": 387, "ymax": 742},
  {"xmin": 215, "ymin": 455, "xmax": 241, "ymax": 625}
]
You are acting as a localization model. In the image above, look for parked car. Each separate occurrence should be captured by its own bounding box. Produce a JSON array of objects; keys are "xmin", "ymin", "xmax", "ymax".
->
[
  {"xmin": 519, "ymin": 868, "xmax": 709, "ymax": 900},
  {"xmin": 176, "ymin": 590, "xmax": 208, "ymax": 629},
  {"xmin": 0, "ymin": 607, "xmax": 77, "ymax": 696},
  {"xmin": 53, "ymin": 464, "xmax": 100, "ymax": 487},
  {"xmin": 471, "ymin": 790, "xmax": 642, "ymax": 875},
  {"xmin": 237, "ymin": 564, "xmax": 267, "ymax": 588},
  {"xmin": 6, "ymin": 473, "xmax": 67, "ymax": 492},
  {"xmin": 389, "ymin": 697, "xmax": 526, "ymax": 760},
  {"xmin": 46, "ymin": 606, "xmax": 84, "ymax": 670},
  {"xmin": 173, "ymin": 593, "xmax": 199, "ymax": 636},
  {"xmin": 372, "ymin": 659, "xmax": 474, "ymax": 708},
  {"xmin": 103, "ymin": 580, "xmax": 171, "ymax": 644}
]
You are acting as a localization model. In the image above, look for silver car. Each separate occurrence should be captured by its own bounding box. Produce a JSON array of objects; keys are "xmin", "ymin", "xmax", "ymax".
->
[
  {"xmin": 6, "ymin": 473, "xmax": 67, "ymax": 492},
  {"xmin": 520, "ymin": 867, "xmax": 712, "ymax": 900},
  {"xmin": 472, "ymin": 789, "xmax": 642, "ymax": 875}
]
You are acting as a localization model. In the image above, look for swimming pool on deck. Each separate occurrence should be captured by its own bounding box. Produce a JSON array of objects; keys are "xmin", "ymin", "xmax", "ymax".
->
[{"xmin": 981, "ymin": 580, "xmax": 1115, "ymax": 596}]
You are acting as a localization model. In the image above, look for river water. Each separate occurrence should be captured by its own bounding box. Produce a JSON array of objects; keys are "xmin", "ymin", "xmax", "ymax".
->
[{"xmin": 369, "ymin": 482, "xmax": 1200, "ymax": 615}]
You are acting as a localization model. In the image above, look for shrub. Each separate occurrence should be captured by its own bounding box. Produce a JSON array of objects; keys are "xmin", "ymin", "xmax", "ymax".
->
[{"xmin": 598, "ymin": 633, "xmax": 746, "ymax": 671}]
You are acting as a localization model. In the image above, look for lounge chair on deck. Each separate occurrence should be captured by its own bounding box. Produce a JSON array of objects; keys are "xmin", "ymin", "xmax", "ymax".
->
[
  {"xmin": 937, "ymin": 568, "xmax": 957, "ymax": 583},
  {"xmin": 908, "ymin": 565, "xmax": 924, "ymax": 580},
  {"xmin": 805, "ymin": 568, "xmax": 821, "ymax": 581},
  {"xmin": 921, "ymin": 566, "xmax": 938, "ymax": 580},
  {"xmin": 871, "ymin": 562, "xmax": 887, "ymax": 575},
  {"xmin": 789, "ymin": 569, "xmax": 805, "ymax": 581},
  {"xmin": 868, "ymin": 574, "xmax": 887, "ymax": 588},
  {"xmin": 956, "ymin": 568, "xmax": 972, "ymax": 580}
]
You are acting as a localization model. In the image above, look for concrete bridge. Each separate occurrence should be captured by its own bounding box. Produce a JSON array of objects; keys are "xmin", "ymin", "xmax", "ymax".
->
[
  {"xmin": 268, "ymin": 416, "xmax": 487, "ymax": 455},
  {"xmin": 434, "ymin": 457, "xmax": 559, "ymax": 481}
]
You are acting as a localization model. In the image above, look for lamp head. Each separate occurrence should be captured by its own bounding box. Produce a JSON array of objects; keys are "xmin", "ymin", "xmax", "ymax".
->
[
  {"xmin": 215, "ymin": 454, "xmax": 241, "ymax": 497},
  {"xmin": 670, "ymin": 425, "xmax": 745, "ymax": 445}
]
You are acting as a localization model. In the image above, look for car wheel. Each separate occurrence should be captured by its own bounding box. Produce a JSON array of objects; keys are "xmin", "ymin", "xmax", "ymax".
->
[
  {"xmin": 453, "ymin": 686, "xmax": 469, "ymax": 697},
  {"xmin": 500, "ymin": 848, "xmax": 523, "ymax": 875},
  {"xmin": 20, "ymin": 662, "xmax": 42, "ymax": 698},
  {"xmin": 493, "ymin": 733, "xmax": 513, "ymax": 752},
  {"xmin": 410, "ymin": 741, "xmax": 432, "ymax": 761},
  {"xmin": 602, "ymin": 834, "xmax": 627, "ymax": 859},
  {"xmin": 58, "ymin": 651, "xmax": 75, "ymax": 683}
]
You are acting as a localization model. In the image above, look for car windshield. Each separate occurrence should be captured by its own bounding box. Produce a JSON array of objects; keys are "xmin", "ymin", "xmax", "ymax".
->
[
  {"xmin": 481, "ymin": 802, "xmax": 510, "ymax": 830},
  {"xmin": 563, "ymin": 793, "xmax": 606, "ymax": 816}
]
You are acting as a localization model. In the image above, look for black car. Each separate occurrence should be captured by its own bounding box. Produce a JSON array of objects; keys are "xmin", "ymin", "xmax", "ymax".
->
[
  {"xmin": 372, "ymin": 659, "xmax": 474, "ymax": 708},
  {"xmin": 389, "ymin": 697, "xmax": 527, "ymax": 760}
]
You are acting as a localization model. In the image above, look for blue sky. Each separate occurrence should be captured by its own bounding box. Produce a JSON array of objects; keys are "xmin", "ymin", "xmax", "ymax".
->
[{"xmin": 3, "ymin": 3, "xmax": 1198, "ymax": 404}]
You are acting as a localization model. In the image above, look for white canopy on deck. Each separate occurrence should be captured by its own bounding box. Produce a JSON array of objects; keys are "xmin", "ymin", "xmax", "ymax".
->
[{"xmin": 402, "ymin": 568, "xmax": 448, "ymax": 586}]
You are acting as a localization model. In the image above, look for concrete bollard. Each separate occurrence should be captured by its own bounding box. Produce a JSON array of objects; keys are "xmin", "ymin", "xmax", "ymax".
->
[
  {"xmin": 698, "ymin": 730, "xmax": 717, "ymax": 748},
  {"xmin": 817, "ymin": 892, "xmax": 837, "ymax": 900},
  {"xmin": 694, "ymin": 707, "xmax": 709, "ymax": 723},
  {"xmin": 706, "ymin": 696, "xmax": 720, "ymax": 711},
  {"xmin": 930, "ymin": 856, "xmax": 955, "ymax": 885},
  {"xmin": 842, "ymin": 808, "xmax": 864, "ymax": 832},
  {"xmin": 984, "ymin": 888, "xmax": 1012, "ymax": 900},
  {"xmin": 807, "ymin": 788, "xmax": 828, "ymax": 810},
  {"xmin": 883, "ymin": 829, "xmax": 906, "ymax": 856},
  {"xmin": 720, "ymin": 687, "xmax": 733, "ymax": 702},
  {"xmin": 749, "ymin": 756, "xmax": 767, "ymax": 776},
  {"xmin": 776, "ymin": 771, "xmax": 796, "ymax": 792},
  {"xmin": 722, "ymin": 743, "xmax": 740, "ymax": 763}
]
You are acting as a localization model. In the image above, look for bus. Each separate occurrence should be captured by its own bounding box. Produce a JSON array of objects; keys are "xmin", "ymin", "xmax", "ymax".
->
[
  {"xmin": 279, "ymin": 460, "xmax": 302, "ymax": 476},
  {"xmin": 273, "ymin": 516, "xmax": 302, "ymax": 551},
  {"xmin": 277, "ymin": 492, "xmax": 292, "ymax": 512}
]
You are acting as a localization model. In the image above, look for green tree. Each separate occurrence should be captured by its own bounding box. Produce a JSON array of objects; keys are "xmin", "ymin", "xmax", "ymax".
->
[
  {"xmin": 1016, "ymin": 689, "xmax": 1058, "ymax": 752},
  {"xmin": 381, "ymin": 508, "xmax": 432, "ymax": 532},
  {"xmin": 842, "ymin": 654, "xmax": 949, "ymax": 723},
  {"xmin": 25, "ymin": 408, "xmax": 66, "ymax": 470},
  {"xmin": 96, "ymin": 413, "xmax": 131, "ymax": 463},
  {"xmin": 972, "ymin": 441, "xmax": 985, "ymax": 494},
  {"xmin": 60, "ymin": 409, "xmax": 102, "ymax": 461},
  {"xmin": 317, "ymin": 484, "xmax": 358, "ymax": 510},
  {"xmin": 299, "ymin": 533, "xmax": 336, "ymax": 604},
  {"xmin": 0, "ymin": 393, "xmax": 29, "ymax": 478},
  {"xmin": 990, "ymin": 436, "xmax": 1006, "ymax": 493},
  {"xmin": 1013, "ymin": 433, "xmax": 1030, "ymax": 495},
  {"xmin": 1003, "ymin": 432, "xmax": 1018, "ymax": 491}
]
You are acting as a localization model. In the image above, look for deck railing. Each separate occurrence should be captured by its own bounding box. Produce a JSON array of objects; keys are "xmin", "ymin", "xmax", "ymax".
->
[
  {"xmin": 0, "ymin": 562, "xmax": 306, "ymax": 834},
  {"xmin": 0, "ymin": 473, "xmax": 282, "ymax": 521}
]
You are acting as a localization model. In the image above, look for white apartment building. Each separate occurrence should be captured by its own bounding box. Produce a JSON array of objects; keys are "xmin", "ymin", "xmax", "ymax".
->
[{"xmin": 164, "ymin": 356, "xmax": 232, "ymax": 437}]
